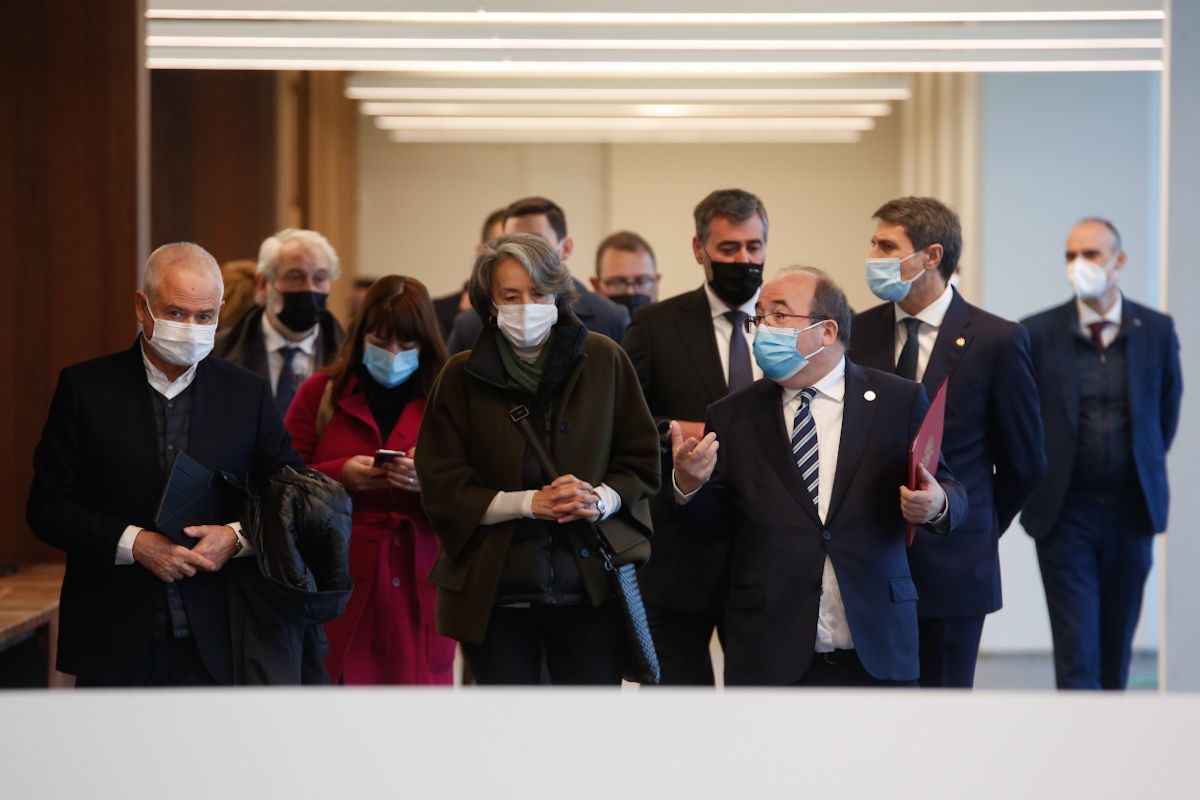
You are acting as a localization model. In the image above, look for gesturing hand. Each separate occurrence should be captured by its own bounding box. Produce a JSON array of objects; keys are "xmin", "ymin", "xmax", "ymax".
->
[
  {"xmin": 132, "ymin": 530, "xmax": 217, "ymax": 583},
  {"xmin": 671, "ymin": 420, "xmax": 719, "ymax": 496},
  {"xmin": 899, "ymin": 462, "xmax": 948, "ymax": 524}
]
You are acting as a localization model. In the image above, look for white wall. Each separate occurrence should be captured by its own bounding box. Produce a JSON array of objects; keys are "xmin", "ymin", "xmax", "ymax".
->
[
  {"xmin": 357, "ymin": 112, "xmax": 903, "ymax": 307},
  {"xmin": 977, "ymin": 71, "xmax": 1162, "ymax": 653}
]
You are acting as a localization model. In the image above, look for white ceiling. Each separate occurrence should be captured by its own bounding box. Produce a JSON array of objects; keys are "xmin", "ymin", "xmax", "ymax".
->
[{"xmin": 145, "ymin": 1, "xmax": 1164, "ymax": 144}]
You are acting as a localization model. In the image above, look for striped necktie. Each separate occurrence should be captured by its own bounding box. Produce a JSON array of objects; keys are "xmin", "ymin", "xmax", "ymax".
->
[{"xmin": 791, "ymin": 387, "xmax": 820, "ymax": 506}]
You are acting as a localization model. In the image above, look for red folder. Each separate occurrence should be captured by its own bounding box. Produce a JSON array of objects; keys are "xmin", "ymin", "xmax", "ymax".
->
[{"xmin": 907, "ymin": 378, "xmax": 949, "ymax": 547}]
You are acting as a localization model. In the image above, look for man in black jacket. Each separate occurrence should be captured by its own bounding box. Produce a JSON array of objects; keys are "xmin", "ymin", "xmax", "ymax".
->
[
  {"xmin": 27, "ymin": 242, "xmax": 303, "ymax": 686},
  {"xmin": 215, "ymin": 228, "xmax": 345, "ymax": 415}
]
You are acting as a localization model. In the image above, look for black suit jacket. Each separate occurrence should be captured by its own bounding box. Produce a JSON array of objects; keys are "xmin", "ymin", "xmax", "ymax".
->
[
  {"xmin": 214, "ymin": 305, "xmax": 344, "ymax": 390},
  {"xmin": 680, "ymin": 362, "xmax": 967, "ymax": 685},
  {"xmin": 850, "ymin": 289, "xmax": 1045, "ymax": 617},
  {"xmin": 445, "ymin": 278, "xmax": 631, "ymax": 354},
  {"xmin": 432, "ymin": 290, "xmax": 464, "ymax": 340},
  {"xmin": 1020, "ymin": 297, "xmax": 1182, "ymax": 539},
  {"xmin": 621, "ymin": 285, "xmax": 731, "ymax": 613},
  {"xmin": 26, "ymin": 341, "xmax": 302, "ymax": 683}
]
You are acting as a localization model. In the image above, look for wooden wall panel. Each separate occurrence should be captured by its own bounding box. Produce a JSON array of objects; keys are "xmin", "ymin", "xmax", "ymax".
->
[
  {"xmin": 150, "ymin": 70, "xmax": 278, "ymax": 266},
  {"xmin": 0, "ymin": 0, "xmax": 147, "ymax": 565}
]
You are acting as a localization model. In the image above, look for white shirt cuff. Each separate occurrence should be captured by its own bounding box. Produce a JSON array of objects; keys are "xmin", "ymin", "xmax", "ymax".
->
[
  {"xmin": 672, "ymin": 470, "xmax": 702, "ymax": 505},
  {"xmin": 480, "ymin": 490, "xmax": 537, "ymax": 525},
  {"xmin": 116, "ymin": 525, "xmax": 142, "ymax": 565},
  {"xmin": 229, "ymin": 521, "xmax": 255, "ymax": 557},
  {"xmin": 594, "ymin": 483, "xmax": 621, "ymax": 521}
]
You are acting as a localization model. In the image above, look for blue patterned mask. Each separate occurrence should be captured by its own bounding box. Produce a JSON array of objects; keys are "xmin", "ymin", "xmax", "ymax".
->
[{"xmin": 363, "ymin": 343, "xmax": 420, "ymax": 388}]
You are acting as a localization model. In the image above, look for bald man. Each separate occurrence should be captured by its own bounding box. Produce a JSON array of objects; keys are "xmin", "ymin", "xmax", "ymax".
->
[{"xmin": 28, "ymin": 242, "xmax": 302, "ymax": 687}]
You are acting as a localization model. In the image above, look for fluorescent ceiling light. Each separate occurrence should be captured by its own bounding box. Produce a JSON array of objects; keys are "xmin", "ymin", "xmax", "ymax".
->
[
  {"xmin": 146, "ymin": 11, "xmax": 1166, "ymax": 25},
  {"xmin": 385, "ymin": 130, "xmax": 864, "ymax": 144},
  {"xmin": 372, "ymin": 116, "xmax": 875, "ymax": 131},
  {"xmin": 146, "ymin": 36, "xmax": 1164, "ymax": 51},
  {"xmin": 146, "ymin": 57, "xmax": 1165, "ymax": 73},
  {"xmin": 345, "ymin": 86, "xmax": 912, "ymax": 101},
  {"xmin": 357, "ymin": 101, "xmax": 893, "ymax": 117}
]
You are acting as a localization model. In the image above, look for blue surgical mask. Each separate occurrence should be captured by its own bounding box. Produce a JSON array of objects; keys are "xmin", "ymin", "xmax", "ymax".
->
[
  {"xmin": 866, "ymin": 251, "xmax": 921, "ymax": 302},
  {"xmin": 363, "ymin": 343, "xmax": 420, "ymax": 388},
  {"xmin": 752, "ymin": 321, "xmax": 826, "ymax": 383}
]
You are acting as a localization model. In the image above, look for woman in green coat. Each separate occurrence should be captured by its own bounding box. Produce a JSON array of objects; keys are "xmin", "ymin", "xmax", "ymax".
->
[{"xmin": 416, "ymin": 233, "xmax": 661, "ymax": 685}]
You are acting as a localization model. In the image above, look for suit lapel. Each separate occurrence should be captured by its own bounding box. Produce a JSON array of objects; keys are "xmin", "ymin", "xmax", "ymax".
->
[
  {"xmin": 923, "ymin": 289, "xmax": 974, "ymax": 394},
  {"xmin": 676, "ymin": 286, "xmax": 729, "ymax": 400},
  {"xmin": 826, "ymin": 363, "xmax": 879, "ymax": 524},
  {"xmin": 750, "ymin": 380, "xmax": 822, "ymax": 527},
  {"xmin": 1118, "ymin": 297, "xmax": 1146, "ymax": 421},
  {"xmin": 123, "ymin": 340, "xmax": 166, "ymax": 484},
  {"xmin": 1053, "ymin": 301, "xmax": 1082, "ymax": 433},
  {"xmin": 337, "ymin": 374, "xmax": 383, "ymax": 444},
  {"xmin": 851, "ymin": 303, "xmax": 897, "ymax": 373},
  {"xmin": 188, "ymin": 357, "xmax": 223, "ymax": 470}
]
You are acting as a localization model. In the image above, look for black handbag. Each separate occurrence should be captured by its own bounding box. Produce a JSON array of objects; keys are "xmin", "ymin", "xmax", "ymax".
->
[{"xmin": 509, "ymin": 404, "xmax": 662, "ymax": 685}]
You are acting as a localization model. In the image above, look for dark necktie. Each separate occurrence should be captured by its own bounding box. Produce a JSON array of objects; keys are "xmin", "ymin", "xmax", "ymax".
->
[
  {"xmin": 276, "ymin": 346, "xmax": 301, "ymax": 414},
  {"xmin": 791, "ymin": 387, "xmax": 820, "ymax": 507},
  {"xmin": 1088, "ymin": 320, "xmax": 1109, "ymax": 352},
  {"xmin": 725, "ymin": 310, "xmax": 752, "ymax": 394},
  {"xmin": 895, "ymin": 317, "xmax": 923, "ymax": 381}
]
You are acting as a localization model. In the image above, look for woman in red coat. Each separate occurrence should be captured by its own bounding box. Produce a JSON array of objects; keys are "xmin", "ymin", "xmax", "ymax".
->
[{"xmin": 286, "ymin": 275, "xmax": 455, "ymax": 685}]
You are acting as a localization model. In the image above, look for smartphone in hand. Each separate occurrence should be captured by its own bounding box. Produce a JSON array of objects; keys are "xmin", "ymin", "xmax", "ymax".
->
[{"xmin": 373, "ymin": 449, "xmax": 406, "ymax": 468}]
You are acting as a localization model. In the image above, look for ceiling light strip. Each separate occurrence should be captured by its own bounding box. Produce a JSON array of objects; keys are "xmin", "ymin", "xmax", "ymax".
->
[
  {"xmin": 145, "ymin": 10, "xmax": 1166, "ymax": 25},
  {"xmin": 146, "ymin": 57, "xmax": 1165, "ymax": 72},
  {"xmin": 385, "ymin": 130, "xmax": 864, "ymax": 144},
  {"xmin": 145, "ymin": 36, "xmax": 1165, "ymax": 51},
  {"xmin": 357, "ymin": 101, "xmax": 894, "ymax": 117},
  {"xmin": 372, "ymin": 115, "xmax": 875, "ymax": 130},
  {"xmin": 345, "ymin": 87, "xmax": 912, "ymax": 101}
]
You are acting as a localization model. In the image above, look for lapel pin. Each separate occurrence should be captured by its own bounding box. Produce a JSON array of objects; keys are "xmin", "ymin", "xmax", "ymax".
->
[
  {"xmin": 955, "ymin": 337, "xmax": 966, "ymax": 347},
  {"xmin": 864, "ymin": 390, "xmax": 877, "ymax": 402}
]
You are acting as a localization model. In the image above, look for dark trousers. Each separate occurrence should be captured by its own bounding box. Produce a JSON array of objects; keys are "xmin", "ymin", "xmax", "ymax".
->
[
  {"xmin": 647, "ymin": 606, "xmax": 722, "ymax": 686},
  {"xmin": 793, "ymin": 650, "xmax": 918, "ymax": 688},
  {"xmin": 462, "ymin": 603, "xmax": 625, "ymax": 686},
  {"xmin": 74, "ymin": 636, "xmax": 217, "ymax": 688},
  {"xmin": 917, "ymin": 615, "xmax": 987, "ymax": 688},
  {"xmin": 1036, "ymin": 500, "xmax": 1154, "ymax": 690}
]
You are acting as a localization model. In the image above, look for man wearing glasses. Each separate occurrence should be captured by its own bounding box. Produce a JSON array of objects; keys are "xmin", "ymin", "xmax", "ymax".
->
[
  {"xmin": 671, "ymin": 268, "xmax": 966, "ymax": 686},
  {"xmin": 590, "ymin": 230, "xmax": 661, "ymax": 312}
]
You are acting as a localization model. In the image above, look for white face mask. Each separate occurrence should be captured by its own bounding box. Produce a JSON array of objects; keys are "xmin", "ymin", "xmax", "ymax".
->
[
  {"xmin": 1067, "ymin": 255, "xmax": 1113, "ymax": 300},
  {"xmin": 495, "ymin": 302, "xmax": 558, "ymax": 349},
  {"xmin": 142, "ymin": 299, "xmax": 217, "ymax": 366}
]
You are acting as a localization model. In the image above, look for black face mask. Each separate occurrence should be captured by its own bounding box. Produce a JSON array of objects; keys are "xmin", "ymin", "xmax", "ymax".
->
[
  {"xmin": 708, "ymin": 260, "xmax": 764, "ymax": 307},
  {"xmin": 609, "ymin": 293, "xmax": 654, "ymax": 312},
  {"xmin": 275, "ymin": 290, "xmax": 328, "ymax": 333}
]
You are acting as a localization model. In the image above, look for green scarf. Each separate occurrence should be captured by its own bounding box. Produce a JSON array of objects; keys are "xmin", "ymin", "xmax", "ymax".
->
[{"xmin": 495, "ymin": 330, "xmax": 550, "ymax": 395}]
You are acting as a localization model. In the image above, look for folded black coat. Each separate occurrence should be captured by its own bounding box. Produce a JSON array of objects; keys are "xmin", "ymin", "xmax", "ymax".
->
[{"xmin": 227, "ymin": 466, "xmax": 354, "ymax": 685}]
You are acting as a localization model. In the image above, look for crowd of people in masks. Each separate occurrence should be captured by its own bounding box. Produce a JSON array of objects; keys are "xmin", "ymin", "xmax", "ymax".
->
[{"xmin": 26, "ymin": 188, "xmax": 1180, "ymax": 691}]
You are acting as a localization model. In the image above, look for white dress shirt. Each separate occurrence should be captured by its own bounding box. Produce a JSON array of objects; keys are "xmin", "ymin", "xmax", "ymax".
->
[
  {"xmin": 781, "ymin": 357, "xmax": 854, "ymax": 652},
  {"xmin": 892, "ymin": 282, "xmax": 956, "ymax": 383},
  {"xmin": 262, "ymin": 310, "xmax": 319, "ymax": 394},
  {"xmin": 1076, "ymin": 292, "xmax": 1123, "ymax": 348},
  {"xmin": 115, "ymin": 343, "xmax": 251, "ymax": 566},
  {"xmin": 704, "ymin": 283, "xmax": 763, "ymax": 385}
]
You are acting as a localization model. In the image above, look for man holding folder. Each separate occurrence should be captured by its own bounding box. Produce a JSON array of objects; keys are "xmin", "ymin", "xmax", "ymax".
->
[
  {"xmin": 851, "ymin": 197, "xmax": 1046, "ymax": 688},
  {"xmin": 672, "ymin": 268, "xmax": 966, "ymax": 687}
]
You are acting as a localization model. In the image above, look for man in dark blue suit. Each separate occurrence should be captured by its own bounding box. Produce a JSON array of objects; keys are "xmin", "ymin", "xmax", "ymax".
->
[
  {"xmin": 1021, "ymin": 217, "xmax": 1182, "ymax": 690},
  {"xmin": 27, "ymin": 243, "xmax": 302, "ymax": 686},
  {"xmin": 851, "ymin": 196, "xmax": 1046, "ymax": 688},
  {"xmin": 672, "ymin": 268, "xmax": 967, "ymax": 686},
  {"xmin": 445, "ymin": 196, "xmax": 629, "ymax": 353}
]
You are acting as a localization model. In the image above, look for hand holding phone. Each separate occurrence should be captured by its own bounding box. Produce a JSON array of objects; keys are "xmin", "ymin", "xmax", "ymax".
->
[{"xmin": 373, "ymin": 449, "xmax": 406, "ymax": 468}]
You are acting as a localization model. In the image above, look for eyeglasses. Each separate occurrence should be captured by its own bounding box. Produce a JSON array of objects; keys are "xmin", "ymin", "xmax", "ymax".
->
[
  {"xmin": 744, "ymin": 313, "xmax": 829, "ymax": 334},
  {"xmin": 601, "ymin": 276, "xmax": 658, "ymax": 292}
]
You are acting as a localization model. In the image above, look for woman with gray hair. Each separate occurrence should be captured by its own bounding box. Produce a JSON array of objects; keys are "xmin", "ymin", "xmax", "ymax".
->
[{"xmin": 416, "ymin": 233, "xmax": 661, "ymax": 685}]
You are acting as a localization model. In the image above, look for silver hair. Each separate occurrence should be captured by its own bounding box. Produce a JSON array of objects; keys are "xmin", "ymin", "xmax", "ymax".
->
[
  {"xmin": 143, "ymin": 242, "xmax": 223, "ymax": 302},
  {"xmin": 468, "ymin": 233, "xmax": 577, "ymax": 321},
  {"xmin": 256, "ymin": 228, "xmax": 342, "ymax": 282}
]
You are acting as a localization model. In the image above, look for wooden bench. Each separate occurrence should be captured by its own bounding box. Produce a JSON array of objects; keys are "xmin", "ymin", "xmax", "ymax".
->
[{"xmin": 0, "ymin": 564, "xmax": 70, "ymax": 688}]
